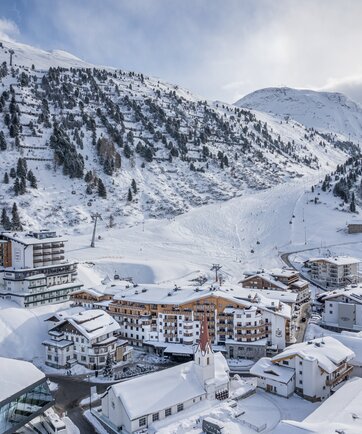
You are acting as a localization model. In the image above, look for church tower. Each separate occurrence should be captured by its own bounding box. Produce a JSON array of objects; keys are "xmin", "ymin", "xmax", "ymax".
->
[{"xmin": 194, "ymin": 314, "xmax": 215, "ymax": 385}]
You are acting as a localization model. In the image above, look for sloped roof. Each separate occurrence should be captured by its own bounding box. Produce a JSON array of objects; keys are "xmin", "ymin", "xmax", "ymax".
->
[
  {"xmin": 279, "ymin": 378, "xmax": 362, "ymax": 433},
  {"xmin": 110, "ymin": 352, "xmax": 228, "ymax": 420},
  {"xmin": 250, "ymin": 357, "xmax": 295, "ymax": 384},
  {"xmin": 50, "ymin": 309, "xmax": 120, "ymax": 340},
  {"xmin": 272, "ymin": 337, "xmax": 355, "ymax": 373},
  {"xmin": 0, "ymin": 357, "xmax": 45, "ymax": 404}
]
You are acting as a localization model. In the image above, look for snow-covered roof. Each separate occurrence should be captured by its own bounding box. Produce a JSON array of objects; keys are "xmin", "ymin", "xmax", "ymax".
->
[
  {"xmin": 50, "ymin": 309, "xmax": 120, "ymax": 340},
  {"xmin": 1, "ymin": 231, "xmax": 67, "ymax": 245},
  {"xmin": 290, "ymin": 279, "xmax": 309, "ymax": 289},
  {"xmin": 320, "ymin": 284, "xmax": 362, "ymax": 304},
  {"xmin": 272, "ymin": 337, "xmax": 355, "ymax": 373},
  {"xmin": 250, "ymin": 357, "xmax": 295, "ymax": 383},
  {"xmin": 109, "ymin": 352, "xmax": 229, "ymax": 420},
  {"xmin": 111, "ymin": 283, "xmax": 291, "ymax": 319},
  {"xmin": 257, "ymin": 290, "xmax": 298, "ymax": 304},
  {"xmin": 70, "ymin": 287, "xmax": 113, "ymax": 298},
  {"xmin": 269, "ymin": 268, "xmax": 299, "ymax": 278},
  {"xmin": 307, "ymin": 256, "xmax": 360, "ymax": 266},
  {"xmin": 279, "ymin": 377, "xmax": 362, "ymax": 433},
  {"xmin": 242, "ymin": 273, "xmax": 288, "ymax": 290},
  {"xmin": 0, "ymin": 357, "xmax": 46, "ymax": 404}
]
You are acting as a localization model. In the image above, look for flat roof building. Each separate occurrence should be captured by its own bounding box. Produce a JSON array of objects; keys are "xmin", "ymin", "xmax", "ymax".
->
[{"xmin": 0, "ymin": 357, "xmax": 53, "ymax": 434}]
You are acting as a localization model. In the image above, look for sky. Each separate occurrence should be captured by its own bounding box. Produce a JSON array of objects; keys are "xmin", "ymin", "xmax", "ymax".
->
[{"xmin": 1, "ymin": 0, "xmax": 362, "ymax": 103}]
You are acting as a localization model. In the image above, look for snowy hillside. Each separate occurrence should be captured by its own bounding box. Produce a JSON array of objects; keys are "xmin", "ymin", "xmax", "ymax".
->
[
  {"xmin": 0, "ymin": 40, "xmax": 359, "ymax": 231},
  {"xmin": 236, "ymin": 86, "xmax": 362, "ymax": 141}
]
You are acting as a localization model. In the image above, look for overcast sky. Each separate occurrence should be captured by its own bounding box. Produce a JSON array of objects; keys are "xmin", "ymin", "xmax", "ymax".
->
[{"xmin": 1, "ymin": 0, "xmax": 362, "ymax": 103}]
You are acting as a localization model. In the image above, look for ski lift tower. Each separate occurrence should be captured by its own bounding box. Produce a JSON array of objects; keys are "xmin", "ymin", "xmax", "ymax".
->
[
  {"xmin": 90, "ymin": 212, "xmax": 102, "ymax": 248},
  {"xmin": 210, "ymin": 264, "xmax": 222, "ymax": 282},
  {"xmin": 9, "ymin": 49, "xmax": 14, "ymax": 66}
]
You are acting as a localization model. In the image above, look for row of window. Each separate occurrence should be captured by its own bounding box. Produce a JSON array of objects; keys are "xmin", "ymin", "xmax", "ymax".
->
[{"xmin": 138, "ymin": 403, "xmax": 185, "ymax": 427}]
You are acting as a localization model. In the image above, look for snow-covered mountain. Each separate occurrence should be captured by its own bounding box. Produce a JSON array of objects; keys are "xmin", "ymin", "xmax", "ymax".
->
[
  {"xmin": 0, "ymin": 40, "xmax": 359, "ymax": 231},
  {"xmin": 236, "ymin": 87, "xmax": 362, "ymax": 141}
]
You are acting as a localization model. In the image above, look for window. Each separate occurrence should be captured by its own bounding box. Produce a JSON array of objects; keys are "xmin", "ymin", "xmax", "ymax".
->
[
  {"xmin": 299, "ymin": 380, "xmax": 303, "ymax": 385},
  {"xmin": 299, "ymin": 371, "xmax": 302, "ymax": 375},
  {"xmin": 165, "ymin": 408, "xmax": 172, "ymax": 417},
  {"xmin": 47, "ymin": 354, "xmax": 52, "ymax": 360},
  {"xmin": 152, "ymin": 413, "xmax": 159, "ymax": 422},
  {"xmin": 139, "ymin": 417, "xmax": 146, "ymax": 427},
  {"xmin": 282, "ymin": 361, "xmax": 289, "ymax": 366},
  {"xmin": 81, "ymin": 356, "xmax": 86, "ymax": 361},
  {"xmin": 177, "ymin": 403, "xmax": 184, "ymax": 412},
  {"xmin": 207, "ymin": 357, "xmax": 209, "ymax": 365}
]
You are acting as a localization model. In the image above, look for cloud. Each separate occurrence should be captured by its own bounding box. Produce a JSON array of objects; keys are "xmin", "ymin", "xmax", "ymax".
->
[
  {"xmin": 0, "ymin": 18, "xmax": 19, "ymax": 41},
  {"xmin": 3, "ymin": 0, "xmax": 362, "ymax": 103},
  {"xmin": 320, "ymin": 76, "xmax": 362, "ymax": 106}
]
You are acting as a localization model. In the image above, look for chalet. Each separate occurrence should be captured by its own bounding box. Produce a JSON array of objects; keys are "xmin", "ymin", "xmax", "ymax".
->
[
  {"xmin": 70, "ymin": 288, "xmax": 114, "ymax": 310},
  {"xmin": 251, "ymin": 336, "xmax": 355, "ymax": 401},
  {"xmin": 241, "ymin": 268, "xmax": 310, "ymax": 305},
  {"xmin": 43, "ymin": 309, "xmax": 131, "ymax": 370}
]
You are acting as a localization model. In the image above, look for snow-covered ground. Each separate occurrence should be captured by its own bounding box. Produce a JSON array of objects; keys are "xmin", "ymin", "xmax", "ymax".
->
[{"xmin": 2, "ymin": 171, "xmax": 362, "ymax": 363}]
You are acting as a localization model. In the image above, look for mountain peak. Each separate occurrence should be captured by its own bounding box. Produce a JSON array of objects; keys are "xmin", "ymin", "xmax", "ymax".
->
[{"xmin": 235, "ymin": 86, "xmax": 362, "ymax": 140}]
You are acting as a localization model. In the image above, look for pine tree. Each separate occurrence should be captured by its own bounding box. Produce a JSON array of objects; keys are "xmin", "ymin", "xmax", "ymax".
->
[
  {"xmin": 127, "ymin": 188, "xmax": 133, "ymax": 202},
  {"xmin": 131, "ymin": 179, "xmax": 137, "ymax": 194},
  {"xmin": 27, "ymin": 171, "xmax": 37, "ymax": 189},
  {"xmin": 84, "ymin": 171, "xmax": 93, "ymax": 183},
  {"xmin": 11, "ymin": 203, "xmax": 22, "ymax": 230},
  {"xmin": 1, "ymin": 208, "xmax": 11, "ymax": 230},
  {"xmin": 14, "ymin": 178, "xmax": 20, "ymax": 195},
  {"xmin": 0, "ymin": 131, "xmax": 6, "ymax": 150},
  {"xmin": 16, "ymin": 158, "xmax": 27, "ymax": 178},
  {"xmin": 9, "ymin": 168, "xmax": 16, "ymax": 178},
  {"xmin": 3, "ymin": 172, "xmax": 9, "ymax": 184},
  {"xmin": 86, "ymin": 184, "xmax": 92, "ymax": 195},
  {"xmin": 20, "ymin": 176, "xmax": 26, "ymax": 194},
  {"xmin": 98, "ymin": 178, "xmax": 107, "ymax": 198},
  {"xmin": 103, "ymin": 353, "xmax": 113, "ymax": 378},
  {"xmin": 124, "ymin": 143, "xmax": 132, "ymax": 159}
]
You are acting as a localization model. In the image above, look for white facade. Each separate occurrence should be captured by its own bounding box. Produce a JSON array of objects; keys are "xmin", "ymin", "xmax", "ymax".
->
[
  {"xmin": 108, "ymin": 284, "xmax": 292, "ymax": 357},
  {"xmin": 251, "ymin": 337, "xmax": 355, "ymax": 401},
  {"xmin": 320, "ymin": 285, "xmax": 362, "ymax": 331},
  {"xmin": 306, "ymin": 256, "xmax": 360, "ymax": 287},
  {"xmin": 43, "ymin": 310, "xmax": 129, "ymax": 370},
  {"xmin": 0, "ymin": 230, "xmax": 82, "ymax": 307},
  {"xmin": 100, "ymin": 317, "xmax": 230, "ymax": 433}
]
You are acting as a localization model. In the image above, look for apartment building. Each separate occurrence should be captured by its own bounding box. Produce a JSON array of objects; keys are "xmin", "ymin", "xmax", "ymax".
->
[
  {"xmin": 43, "ymin": 309, "xmax": 131, "ymax": 370},
  {"xmin": 305, "ymin": 256, "xmax": 360, "ymax": 288},
  {"xmin": 0, "ymin": 230, "xmax": 82, "ymax": 307},
  {"xmin": 318, "ymin": 284, "xmax": 362, "ymax": 332},
  {"xmin": 95, "ymin": 283, "xmax": 293, "ymax": 360},
  {"xmin": 241, "ymin": 268, "xmax": 310, "ymax": 305},
  {"xmin": 251, "ymin": 337, "xmax": 355, "ymax": 401}
]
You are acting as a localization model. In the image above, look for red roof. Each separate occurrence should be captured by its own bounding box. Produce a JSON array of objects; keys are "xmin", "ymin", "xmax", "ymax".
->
[{"xmin": 198, "ymin": 315, "xmax": 211, "ymax": 353}]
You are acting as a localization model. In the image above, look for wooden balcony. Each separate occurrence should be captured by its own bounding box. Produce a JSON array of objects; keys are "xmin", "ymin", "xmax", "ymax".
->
[{"xmin": 327, "ymin": 365, "xmax": 353, "ymax": 386}]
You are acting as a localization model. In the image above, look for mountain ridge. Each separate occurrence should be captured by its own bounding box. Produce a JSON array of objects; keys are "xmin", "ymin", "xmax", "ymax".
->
[
  {"xmin": 0, "ymin": 39, "xmax": 359, "ymax": 232},
  {"xmin": 235, "ymin": 86, "xmax": 362, "ymax": 141}
]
